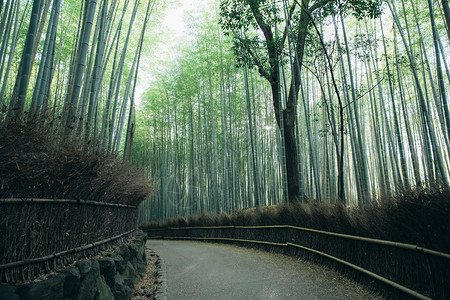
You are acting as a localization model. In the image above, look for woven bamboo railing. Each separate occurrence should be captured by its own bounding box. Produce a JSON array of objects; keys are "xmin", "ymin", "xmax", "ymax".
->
[{"xmin": 0, "ymin": 198, "xmax": 137, "ymax": 283}]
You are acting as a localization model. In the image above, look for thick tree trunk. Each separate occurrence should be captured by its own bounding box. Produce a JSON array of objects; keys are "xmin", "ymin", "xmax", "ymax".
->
[
  {"xmin": 283, "ymin": 110, "xmax": 300, "ymax": 201},
  {"xmin": 270, "ymin": 5, "xmax": 310, "ymax": 203}
]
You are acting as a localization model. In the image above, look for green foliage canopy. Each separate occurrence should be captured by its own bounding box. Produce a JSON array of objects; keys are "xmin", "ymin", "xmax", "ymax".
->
[{"xmin": 219, "ymin": 0, "xmax": 383, "ymax": 78}]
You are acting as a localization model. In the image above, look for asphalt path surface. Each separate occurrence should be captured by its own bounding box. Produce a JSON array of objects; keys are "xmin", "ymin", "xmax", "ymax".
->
[{"xmin": 147, "ymin": 240, "xmax": 380, "ymax": 300}]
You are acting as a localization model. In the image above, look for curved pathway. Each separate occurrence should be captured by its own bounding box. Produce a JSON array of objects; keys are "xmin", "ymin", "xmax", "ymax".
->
[{"xmin": 147, "ymin": 240, "xmax": 380, "ymax": 300}]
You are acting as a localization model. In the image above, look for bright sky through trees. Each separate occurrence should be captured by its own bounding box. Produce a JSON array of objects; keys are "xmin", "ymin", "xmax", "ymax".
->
[{"xmin": 135, "ymin": 0, "xmax": 214, "ymax": 107}]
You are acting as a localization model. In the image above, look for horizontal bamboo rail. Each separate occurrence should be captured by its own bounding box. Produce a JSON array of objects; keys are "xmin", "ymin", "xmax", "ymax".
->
[
  {"xmin": 286, "ymin": 242, "xmax": 431, "ymax": 300},
  {"xmin": 168, "ymin": 226, "xmax": 236, "ymax": 230},
  {"xmin": 164, "ymin": 225, "xmax": 450, "ymax": 260},
  {"xmin": 288, "ymin": 225, "xmax": 450, "ymax": 260},
  {"xmin": 0, "ymin": 229, "xmax": 136, "ymax": 271},
  {"xmin": 0, "ymin": 198, "xmax": 137, "ymax": 209},
  {"xmin": 164, "ymin": 236, "xmax": 288, "ymax": 247}
]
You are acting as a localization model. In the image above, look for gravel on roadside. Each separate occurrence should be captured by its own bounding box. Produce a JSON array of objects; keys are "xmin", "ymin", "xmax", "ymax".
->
[{"xmin": 132, "ymin": 249, "xmax": 159, "ymax": 299}]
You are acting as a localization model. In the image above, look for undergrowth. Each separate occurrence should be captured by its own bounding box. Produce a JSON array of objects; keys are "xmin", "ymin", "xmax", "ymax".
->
[
  {"xmin": 142, "ymin": 188, "xmax": 450, "ymax": 252},
  {"xmin": 0, "ymin": 120, "xmax": 152, "ymax": 206}
]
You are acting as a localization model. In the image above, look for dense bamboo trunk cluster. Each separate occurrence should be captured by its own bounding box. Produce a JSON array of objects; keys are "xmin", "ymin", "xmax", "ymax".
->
[
  {"xmin": 135, "ymin": 0, "xmax": 450, "ymax": 224},
  {"xmin": 0, "ymin": 0, "xmax": 154, "ymax": 158}
]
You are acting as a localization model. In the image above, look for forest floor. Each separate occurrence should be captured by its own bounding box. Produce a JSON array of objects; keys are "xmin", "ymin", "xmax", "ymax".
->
[{"xmin": 132, "ymin": 248, "xmax": 159, "ymax": 299}]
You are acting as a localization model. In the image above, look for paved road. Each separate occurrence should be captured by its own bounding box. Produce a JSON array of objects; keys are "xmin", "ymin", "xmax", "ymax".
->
[{"xmin": 147, "ymin": 240, "xmax": 380, "ymax": 300}]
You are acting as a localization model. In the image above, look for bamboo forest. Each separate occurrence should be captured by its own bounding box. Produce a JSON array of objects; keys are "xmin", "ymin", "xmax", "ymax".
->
[{"xmin": 0, "ymin": 0, "xmax": 449, "ymax": 223}]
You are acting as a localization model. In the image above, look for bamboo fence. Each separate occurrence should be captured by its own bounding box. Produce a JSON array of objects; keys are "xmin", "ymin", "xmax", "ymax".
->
[{"xmin": 0, "ymin": 198, "xmax": 137, "ymax": 283}]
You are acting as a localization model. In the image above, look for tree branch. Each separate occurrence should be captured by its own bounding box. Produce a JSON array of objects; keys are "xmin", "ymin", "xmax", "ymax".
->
[
  {"xmin": 245, "ymin": 0, "xmax": 274, "ymax": 45},
  {"xmin": 234, "ymin": 32, "xmax": 271, "ymax": 81}
]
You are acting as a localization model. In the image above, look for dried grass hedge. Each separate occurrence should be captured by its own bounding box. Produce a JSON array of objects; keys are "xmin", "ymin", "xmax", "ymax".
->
[
  {"xmin": 147, "ymin": 189, "xmax": 450, "ymax": 251},
  {"xmin": 0, "ymin": 121, "xmax": 153, "ymax": 205}
]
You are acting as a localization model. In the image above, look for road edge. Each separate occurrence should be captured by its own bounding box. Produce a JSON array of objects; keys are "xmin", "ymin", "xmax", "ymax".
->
[{"xmin": 153, "ymin": 251, "xmax": 168, "ymax": 300}]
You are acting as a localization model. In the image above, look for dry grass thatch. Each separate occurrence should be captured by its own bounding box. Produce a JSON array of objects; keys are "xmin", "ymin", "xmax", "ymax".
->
[
  {"xmin": 0, "ymin": 121, "xmax": 153, "ymax": 206},
  {"xmin": 146, "ymin": 189, "xmax": 450, "ymax": 252}
]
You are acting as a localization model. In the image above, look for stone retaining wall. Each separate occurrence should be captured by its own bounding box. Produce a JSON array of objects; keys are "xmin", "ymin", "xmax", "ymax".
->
[{"xmin": 0, "ymin": 231, "xmax": 147, "ymax": 300}]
